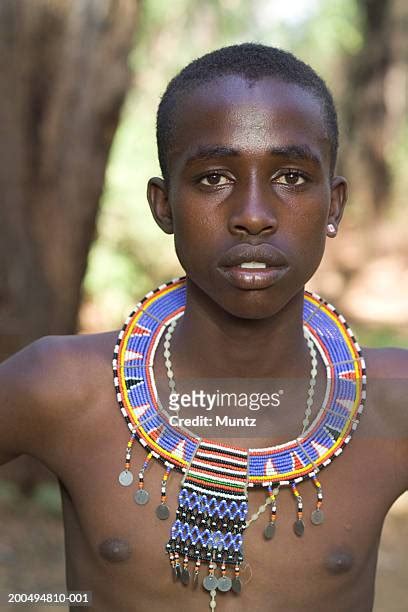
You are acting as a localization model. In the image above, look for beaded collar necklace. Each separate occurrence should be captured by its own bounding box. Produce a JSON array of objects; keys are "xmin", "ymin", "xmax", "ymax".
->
[{"xmin": 113, "ymin": 277, "xmax": 366, "ymax": 606}]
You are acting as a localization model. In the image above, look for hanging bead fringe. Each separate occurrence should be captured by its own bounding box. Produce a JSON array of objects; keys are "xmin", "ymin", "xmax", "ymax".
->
[
  {"xmin": 156, "ymin": 466, "xmax": 172, "ymax": 520},
  {"xmin": 118, "ymin": 431, "xmax": 137, "ymax": 487},
  {"xmin": 311, "ymin": 476, "xmax": 324, "ymax": 524},
  {"xmin": 291, "ymin": 483, "xmax": 305, "ymax": 536},
  {"xmin": 264, "ymin": 485, "xmax": 279, "ymax": 540},
  {"xmin": 133, "ymin": 452, "xmax": 153, "ymax": 505}
]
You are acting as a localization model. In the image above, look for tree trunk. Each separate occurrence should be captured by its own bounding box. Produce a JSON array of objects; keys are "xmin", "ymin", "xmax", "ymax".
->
[
  {"xmin": 0, "ymin": 0, "xmax": 140, "ymax": 362},
  {"xmin": 340, "ymin": 0, "xmax": 407, "ymax": 217},
  {"xmin": 0, "ymin": 0, "xmax": 140, "ymax": 493}
]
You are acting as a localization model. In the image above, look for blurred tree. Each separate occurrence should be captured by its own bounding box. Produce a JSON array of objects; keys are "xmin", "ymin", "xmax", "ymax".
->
[
  {"xmin": 0, "ymin": 0, "xmax": 140, "ymax": 363},
  {"xmin": 0, "ymin": 0, "xmax": 140, "ymax": 494},
  {"xmin": 341, "ymin": 0, "xmax": 407, "ymax": 217}
]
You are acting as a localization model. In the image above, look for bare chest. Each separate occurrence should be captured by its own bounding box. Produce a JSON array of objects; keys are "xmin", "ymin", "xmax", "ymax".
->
[{"xmin": 56, "ymin": 395, "xmax": 396, "ymax": 612}]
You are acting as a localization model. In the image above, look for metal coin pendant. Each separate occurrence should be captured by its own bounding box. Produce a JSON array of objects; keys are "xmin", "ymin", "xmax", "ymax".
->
[
  {"xmin": 118, "ymin": 470, "xmax": 133, "ymax": 487},
  {"xmin": 217, "ymin": 576, "xmax": 232, "ymax": 592},
  {"xmin": 311, "ymin": 508, "xmax": 324, "ymax": 525},
  {"xmin": 134, "ymin": 488, "xmax": 149, "ymax": 505},
  {"xmin": 156, "ymin": 503, "xmax": 170, "ymax": 520},
  {"xmin": 181, "ymin": 568, "xmax": 190, "ymax": 585},
  {"xmin": 203, "ymin": 575, "xmax": 218, "ymax": 591},
  {"xmin": 294, "ymin": 518, "xmax": 305, "ymax": 537},
  {"xmin": 231, "ymin": 577, "xmax": 242, "ymax": 594},
  {"xmin": 264, "ymin": 522, "xmax": 276, "ymax": 540}
]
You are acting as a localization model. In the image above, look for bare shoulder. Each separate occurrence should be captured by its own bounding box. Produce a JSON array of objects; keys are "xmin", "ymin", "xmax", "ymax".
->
[
  {"xmin": 363, "ymin": 345, "xmax": 407, "ymax": 418},
  {"xmin": 363, "ymin": 346, "xmax": 408, "ymax": 491},
  {"xmin": 0, "ymin": 330, "xmax": 119, "ymax": 466},
  {"xmin": 5, "ymin": 330, "xmax": 120, "ymax": 406},
  {"xmin": 34, "ymin": 330, "xmax": 120, "ymax": 396},
  {"xmin": 363, "ymin": 345, "xmax": 408, "ymax": 379}
]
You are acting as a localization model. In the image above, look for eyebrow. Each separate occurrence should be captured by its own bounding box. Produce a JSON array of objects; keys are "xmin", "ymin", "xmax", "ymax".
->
[
  {"xmin": 268, "ymin": 144, "xmax": 321, "ymax": 166},
  {"xmin": 184, "ymin": 145, "xmax": 240, "ymax": 165},
  {"xmin": 184, "ymin": 143, "xmax": 321, "ymax": 166}
]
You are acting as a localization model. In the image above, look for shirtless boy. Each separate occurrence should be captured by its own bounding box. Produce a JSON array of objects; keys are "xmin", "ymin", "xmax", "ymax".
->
[{"xmin": 1, "ymin": 43, "xmax": 407, "ymax": 612}]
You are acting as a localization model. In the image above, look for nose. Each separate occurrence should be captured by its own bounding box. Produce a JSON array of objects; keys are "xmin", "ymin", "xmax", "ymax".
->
[{"xmin": 228, "ymin": 179, "xmax": 278, "ymax": 237}]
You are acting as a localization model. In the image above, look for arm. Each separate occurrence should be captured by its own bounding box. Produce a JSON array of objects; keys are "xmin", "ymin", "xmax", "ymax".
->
[
  {"xmin": 0, "ymin": 336, "xmax": 68, "ymax": 467},
  {"xmin": 365, "ymin": 347, "xmax": 408, "ymax": 495},
  {"xmin": 384, "ymin": 348, "xmax": 408, "ymax": 494},
  {"xmin": 0, "ymin": 330, "xmax": 118, "ymax": 470}
]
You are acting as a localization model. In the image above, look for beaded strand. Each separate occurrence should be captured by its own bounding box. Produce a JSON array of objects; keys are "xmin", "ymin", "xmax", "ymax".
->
[
  {"xmin": 291, "ymin": 482, "xmax": 304, "ymax": 536},
  {"xmin": 164, "ymin": 319, "xmax": 178, "ymax": 404},
  {"xmin": 302, "ymin": 326, "xmax": 318, "ymax": 433},
  {"xmin": 133, "ymin": 452, "xmax": 153, "ymax": 505},
  {"xmin": 156, "ymin": 465, "xmax": 172, "ymax": 520},
  {"xmin": 264, "ymin": 485, "xmax": 279, "ymax": 539},
  {"xmin": 118, "ymin": 430, "xmax": 137, "ymax": 487}
]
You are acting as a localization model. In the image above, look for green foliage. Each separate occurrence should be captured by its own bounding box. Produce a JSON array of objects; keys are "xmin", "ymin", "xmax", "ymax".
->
[
  {"xmin": 0, "ymin": 479, "xmax": 21, "ymax": 505},
  {"xmin": 355, "ymin": 325, "xmax": 408, "ymax": 350},
  {"xmin": 32, "ymin": 483, "xmax": 62, "ymax": 517},
  {"xmin": 0, "ymin": 479, "xmax": 62, "ymax": 516}
]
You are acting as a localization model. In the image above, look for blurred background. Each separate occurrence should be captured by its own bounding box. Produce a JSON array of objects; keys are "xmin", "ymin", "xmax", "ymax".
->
[{"xmin": 0, "ymin": 0, "xmax": 406, "ymax": 610}]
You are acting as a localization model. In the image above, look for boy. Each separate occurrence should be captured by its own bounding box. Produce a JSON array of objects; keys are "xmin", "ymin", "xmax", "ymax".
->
[{"xmin": 0, "ymin": 43, "xmax": 407, "ymax": 612}]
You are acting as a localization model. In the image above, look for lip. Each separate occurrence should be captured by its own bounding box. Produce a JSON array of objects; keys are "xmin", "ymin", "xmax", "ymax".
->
[
  {"xmin": 217, "ymin": 243, "xmax": 288, "ymax": 268},
  {"xmin": 216, "ymin": 243, "xmax": 289, "ymax": 290},
  {"xmin": 217, "ymin": 264, "xmax": 289, "ymax": 290}
]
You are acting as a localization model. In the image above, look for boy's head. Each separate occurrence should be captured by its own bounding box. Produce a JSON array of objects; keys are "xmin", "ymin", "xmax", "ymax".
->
[
  {"xmin": 156, "ymin": 43, "xmax": 339, "ymax": 184},
  {"xmin": 147, "ymin": 43, "xmax": 347, "ymax": 320}
]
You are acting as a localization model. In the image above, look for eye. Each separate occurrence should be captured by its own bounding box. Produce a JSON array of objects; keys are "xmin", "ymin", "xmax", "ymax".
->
[
  {"xmin": 273, "ymin": 171, "xmax": 307, "ymax": 186},
  {"xmin": 199, "ymin": 173, "xmax": 232, "ymax": 187}
]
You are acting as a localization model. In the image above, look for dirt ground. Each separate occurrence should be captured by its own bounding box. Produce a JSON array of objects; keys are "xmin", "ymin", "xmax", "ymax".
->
[{"xmin": 0, "ymin": 478, "xmax": 407, "ymax": 612}]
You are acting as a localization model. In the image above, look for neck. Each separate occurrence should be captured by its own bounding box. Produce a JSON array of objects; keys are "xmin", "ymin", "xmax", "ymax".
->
[{"xmin": 171, "ymin": 278, "xmax": 311, "ymax": 379}]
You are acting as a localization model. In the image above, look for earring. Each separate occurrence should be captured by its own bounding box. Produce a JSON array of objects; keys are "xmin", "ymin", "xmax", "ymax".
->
[{"xmin": 327, "ymin": 223, "xmax": 337, "ymax": 235}]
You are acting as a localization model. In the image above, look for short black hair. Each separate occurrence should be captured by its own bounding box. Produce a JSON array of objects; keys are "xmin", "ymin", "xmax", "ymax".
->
[{"xmin": 156, "ymin": 42, "xmax": 339, "ymax": 182}]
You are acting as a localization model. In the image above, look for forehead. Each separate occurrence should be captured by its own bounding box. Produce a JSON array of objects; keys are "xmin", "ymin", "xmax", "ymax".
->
[{"xmin": 168, "ymin": 75, "xmax": 330, "ymax": 173}]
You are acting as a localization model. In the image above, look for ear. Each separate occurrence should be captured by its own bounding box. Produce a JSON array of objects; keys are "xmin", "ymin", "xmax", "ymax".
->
[
  {"xmin": 327, "ymin": 176, "xmax": 348, "ymax": 238},
  {"xmin": 146, "ymin": 177, "xmax": 174, "ymax": 234}
]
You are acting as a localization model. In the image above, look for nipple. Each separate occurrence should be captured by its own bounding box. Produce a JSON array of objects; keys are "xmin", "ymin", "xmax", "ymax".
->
[
  {"xmin": 325, "ymin": 548, "xmax": 354, "ymax": 574},
  {"xmin": 99, "ymin": 538, "xmax": 132, "ymax": 563}
]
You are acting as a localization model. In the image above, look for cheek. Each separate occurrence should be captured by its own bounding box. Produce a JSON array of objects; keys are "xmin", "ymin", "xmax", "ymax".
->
[
  {"xmin": 289, "ymin": 205, "xmax": 328, "ymax": 274},
  {"xmin": 172, "ymin": 205, "xmax": 216, "ymax": 271},
  {"xmin": 304, "ymin": 232, "xmax": 326, "ymax": 277}
]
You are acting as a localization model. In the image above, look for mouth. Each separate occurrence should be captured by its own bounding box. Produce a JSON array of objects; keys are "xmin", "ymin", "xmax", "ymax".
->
[
  {"xmin": 217, "ymin": 246, "xmax": 289, "ymax": 290},
  {"xmin": 218, "ymin": 262, "xmax": 289, "ymax": 290},
  {"xmin": 238, "ymin": 261, "xmax": 268, "ymax": 269}
]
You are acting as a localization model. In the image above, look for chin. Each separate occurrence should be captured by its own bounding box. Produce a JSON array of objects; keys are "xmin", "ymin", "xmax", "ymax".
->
[
  {"xmin": 215, "ymin": 290, "xmax": 293, "ymax": 320},
  {"xmin": 202, "ymin": 277, "xmax": 301, "ymax": 321}
]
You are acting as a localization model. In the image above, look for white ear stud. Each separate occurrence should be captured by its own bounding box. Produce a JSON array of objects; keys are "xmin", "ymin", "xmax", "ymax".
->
[{"xmin": 327, "ymin": 223, "xmax": 336, "ymax": 235}]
